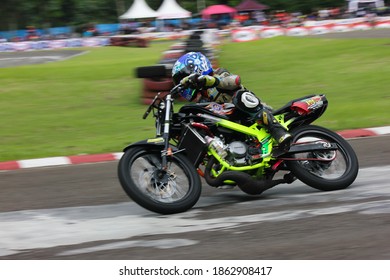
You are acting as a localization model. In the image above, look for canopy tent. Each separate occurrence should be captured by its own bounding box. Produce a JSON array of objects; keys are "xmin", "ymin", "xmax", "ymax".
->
[
  {"xmin": 235, "ymin": 0, "xmax": 269, "ymax": 12},
  {"xmin": 201, "ymin": 5, "xmax": 237, "ymax": 20},
  {"xmin": 119, "ymin": 0, "xmax": 157, "ymax": 19},
  {"xmin": 347, "ymin": 0, "xmax": 385, "ymax": 12},
  {"xmin": 157, "ymin": 0, "xmax": 192, "ymax": 19}
]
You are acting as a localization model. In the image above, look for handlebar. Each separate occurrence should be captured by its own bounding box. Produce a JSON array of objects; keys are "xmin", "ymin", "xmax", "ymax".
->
[{"xmin": 142, "ymin": 84, "xmax": 184, "ymax": 119}]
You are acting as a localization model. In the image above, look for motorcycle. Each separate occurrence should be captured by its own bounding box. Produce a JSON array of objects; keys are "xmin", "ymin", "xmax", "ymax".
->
[{"xmin": 118, "ymin": 84, "xmax": 359, "ymax": 214}]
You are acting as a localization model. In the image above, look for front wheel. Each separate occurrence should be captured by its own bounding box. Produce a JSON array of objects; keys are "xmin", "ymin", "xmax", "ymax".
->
[
  {"xmin": 285, "ymin": 125, "xmax": 359, "ymax": 191},
  {"xmin": 118, "ymin": 146, "xmax": 201, "ymax": 214}
]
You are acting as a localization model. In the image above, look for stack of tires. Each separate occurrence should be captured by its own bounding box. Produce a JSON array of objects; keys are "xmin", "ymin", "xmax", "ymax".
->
[
  {"xmin": 159, "ymin": 45, "xmax": 185, "ymax": 65},
  {"xmin": 140, "ymin": 47, "xmax": 184, "ymax": 105},
  {"xmin": 138, "ymin": 30, "xmax": 219, "ymax": 104},
  {"xmin": 137, "ymin": 65, "xmax": 172, "ymax": 105},
  {"xmin": 184, "ymin": 30, "xmax": 219, "ymax": 69},
  {"xmin": 110, "ymin": 36, "xmax": 149, "ymax": 48}
]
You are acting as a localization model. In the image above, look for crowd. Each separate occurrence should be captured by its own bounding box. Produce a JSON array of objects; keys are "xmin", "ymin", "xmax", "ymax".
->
[
  {"xmin": 118, "ymin": 5, "xmax": 390, "ymax": 34},
  {"xmin": 1, "ymin": 5, "xmax": 389, "ymax": 43},
  {"xmin": 213, "ymin": 5, "xmax": 390, "ymax": 29}
]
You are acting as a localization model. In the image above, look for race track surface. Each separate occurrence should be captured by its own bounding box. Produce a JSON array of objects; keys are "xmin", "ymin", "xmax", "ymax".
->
[
  {"xmin": 1, "ymin": 136, "xmax": 389, "ymax": 260},
  {"xmin": 0, "ymin": 50, "xmax": 86, "ymax": 68}
]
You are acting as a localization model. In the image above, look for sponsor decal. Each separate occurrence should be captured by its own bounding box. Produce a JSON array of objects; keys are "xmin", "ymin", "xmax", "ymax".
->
[{"xmin": 291, "ymin": 95, "xmax": 323, "ymax": 115}]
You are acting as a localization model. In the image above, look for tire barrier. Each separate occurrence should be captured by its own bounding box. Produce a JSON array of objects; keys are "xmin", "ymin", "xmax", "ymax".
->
[
  {"xmin": 158, "ymin": 49, "xmax": 185, "ymax": 65},
  {"xmin": 186, "ymin": 39, "xmax": 203, "ymax": 48},
  {"xmin": 142, "ymin": 89, "xmax": 169, "ymax": 100},
  {"xmin": 135, "ymin": 65, "xmax": 167, "ymax": 79},
  {"xmin": 162, "ymin": 50, "xmax": 183, "ymax": 59},
  {"xmin": 110, "ymin": 35, "xmax": 149, "ymax": 48},
  {"xmin": 169, "ymin": 43, "xmax": 186, "ymax": 50},
  {"xmin": 143, "ymin": 77, "xmax": 173, "ymax": 92},
  {"xmin": 137, "ymin": 65, "xmax": 171, "ymax": 104}
]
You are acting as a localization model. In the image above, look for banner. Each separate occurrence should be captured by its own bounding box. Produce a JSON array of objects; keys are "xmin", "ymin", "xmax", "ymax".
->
[
  {"xmin": 0, "ymin": 38, "xmax": 110, "ymax": 52},
  {"xmin": 231, "ymin": 28, "xmax": 259, "ymax": 42}
]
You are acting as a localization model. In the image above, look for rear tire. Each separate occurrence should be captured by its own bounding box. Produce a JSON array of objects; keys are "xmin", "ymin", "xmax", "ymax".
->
[
  {"xmin": 285, "ymin": 125, "xmax": 359, "ymax": 191},
  {"xmin": 118, "ymin": 146, "xmax": 201, "ymax": 214}
]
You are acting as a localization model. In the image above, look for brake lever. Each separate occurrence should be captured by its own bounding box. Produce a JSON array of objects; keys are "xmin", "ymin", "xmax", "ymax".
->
[{"xmin": 143, "ymin": 84, "xmax": 183, "ymax": 119}]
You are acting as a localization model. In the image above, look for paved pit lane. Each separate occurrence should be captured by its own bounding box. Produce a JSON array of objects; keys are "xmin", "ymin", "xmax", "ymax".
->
[{"xmin": 0, "ymin": 50, "xmax": 87, "ymax": 68}]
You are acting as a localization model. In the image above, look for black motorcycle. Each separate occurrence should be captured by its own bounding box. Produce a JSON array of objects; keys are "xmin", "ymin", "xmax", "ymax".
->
[{"xmin": 118, "ymin": 84, "xmax": 359, "ymax": 214}]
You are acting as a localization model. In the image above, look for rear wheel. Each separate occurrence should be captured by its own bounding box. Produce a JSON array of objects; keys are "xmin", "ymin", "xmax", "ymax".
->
[
  {"xmin": 118, "ymin": 146, "xmax": 201, "ymax": 214},
  {"xmin": 285, "ymin": 125, "xmax": 359, "ymax": 191}
]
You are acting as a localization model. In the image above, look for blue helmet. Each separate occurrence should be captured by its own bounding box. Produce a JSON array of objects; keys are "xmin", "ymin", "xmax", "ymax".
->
[{"xmin": 172, "ymin": 52, "xmax": 213, "ymax": 100}]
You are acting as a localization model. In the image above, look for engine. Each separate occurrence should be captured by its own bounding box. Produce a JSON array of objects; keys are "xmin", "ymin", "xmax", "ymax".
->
[{"xmin": 225, "ymin": 140, "xmax": 263, "ymax": 166}]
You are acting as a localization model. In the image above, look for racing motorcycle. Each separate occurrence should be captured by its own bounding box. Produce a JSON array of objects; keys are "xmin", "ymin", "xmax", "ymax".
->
[{"xmin": 118, "ymin": 84, "xmax": 359, "ymax": 214}]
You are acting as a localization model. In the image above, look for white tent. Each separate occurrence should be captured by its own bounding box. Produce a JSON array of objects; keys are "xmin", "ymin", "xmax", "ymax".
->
[
  {"xmin": 119, "ymin": 0, "xmax": 158, "ymax": 19},
  {"xmin": 347, "ymin": 0, "xmax": 385, "ymax": 12},
  {"xmin": 156, "ymin": 0, "xmax": 192, "ymax": 19}
]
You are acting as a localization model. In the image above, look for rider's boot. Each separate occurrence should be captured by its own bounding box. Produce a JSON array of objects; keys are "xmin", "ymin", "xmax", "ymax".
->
[{"xmin": 260, "ymin": 109, "xmax": 292, "ymax": 151}]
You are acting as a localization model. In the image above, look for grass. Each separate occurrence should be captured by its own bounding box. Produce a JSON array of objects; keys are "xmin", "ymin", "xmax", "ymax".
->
[
  {"xmin": 0, "ymin": 37, "xmax": 389, "ymax": 161},
  {"xmin": 219, "ymin": 37, "xmax": 390, "ymax": 129}
]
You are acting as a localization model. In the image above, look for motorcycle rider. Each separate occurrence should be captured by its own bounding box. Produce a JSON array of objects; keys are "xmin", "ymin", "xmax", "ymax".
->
[{"xmin": 172, "ymin": 51, "xmax": 292, "ymax": 149}]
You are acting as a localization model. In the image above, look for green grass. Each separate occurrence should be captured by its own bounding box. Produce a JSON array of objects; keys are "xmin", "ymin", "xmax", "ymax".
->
[
  {"xmin": 1, "ymin": 37, "xmax": 389, "ymax": 161},
  {"xmin": 219, "ymin": 37, "xmax": 390, "ymax": 129}
]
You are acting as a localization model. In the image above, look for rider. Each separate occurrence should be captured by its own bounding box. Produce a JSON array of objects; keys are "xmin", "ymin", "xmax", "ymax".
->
[{"xmin": 171, "ymin": 51, "xmax": 292, "ymax": 149}]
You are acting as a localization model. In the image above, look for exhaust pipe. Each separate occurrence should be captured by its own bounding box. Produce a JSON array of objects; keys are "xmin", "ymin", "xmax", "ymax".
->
[{"xmin": 204, "ymin": 157, "xmax": 293, "ymax": 195}]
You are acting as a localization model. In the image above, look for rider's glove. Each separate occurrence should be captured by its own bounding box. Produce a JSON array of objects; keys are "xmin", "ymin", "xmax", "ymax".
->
[
  {"xmin": 197, "ymin": 75, "xmax": 219, "ymax": 89},
  {"xmin": 180, "ymin": 73, "xmax": 200, "ymax": 88},
  {"xmin": 180, "ymin": 74, "xmax": 219, "ymax": 89}
]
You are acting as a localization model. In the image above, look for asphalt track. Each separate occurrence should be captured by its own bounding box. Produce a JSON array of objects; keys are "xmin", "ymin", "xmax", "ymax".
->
[
  {"xmin": 0, "ymin": 50, "xmax": 87, "ymax": 68},
  {"xmin": 0, "ymin": 135, "xmax": 390, "ymax": 260}
]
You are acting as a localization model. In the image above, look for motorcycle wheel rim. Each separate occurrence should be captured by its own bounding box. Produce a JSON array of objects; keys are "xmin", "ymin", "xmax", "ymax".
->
[
  {"xmin": 292, "ymin": 136, "xmax": 348, "ymax": 180},
  {"xmin": 130, "ymin": 155, "xmax": 190, "ymax": 203}
]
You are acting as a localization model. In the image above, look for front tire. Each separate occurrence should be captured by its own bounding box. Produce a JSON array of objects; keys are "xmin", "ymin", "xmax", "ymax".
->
[
  {"xmin": 118, "ymin": 146, "xmax": 201, "ymax": 214},
  {"xmin": 285, "ymin": 125, "xmax": 359, "ymax": 191}
]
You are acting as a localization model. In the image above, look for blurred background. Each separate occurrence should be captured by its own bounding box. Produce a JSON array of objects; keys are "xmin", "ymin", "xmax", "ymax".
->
[{"xmin": 1, "ymin": 0, "xmax": 390, "ymax": 41}]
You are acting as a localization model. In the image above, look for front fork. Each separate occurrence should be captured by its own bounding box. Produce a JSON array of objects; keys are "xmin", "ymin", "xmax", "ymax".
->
[{"xmin": 161, "ymin": 94, "xmax": 173, "ymax": 169}]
